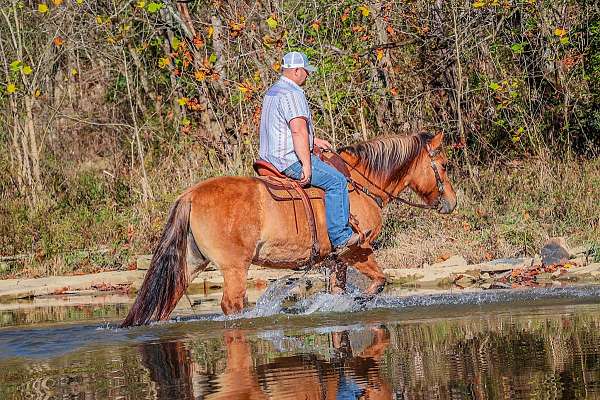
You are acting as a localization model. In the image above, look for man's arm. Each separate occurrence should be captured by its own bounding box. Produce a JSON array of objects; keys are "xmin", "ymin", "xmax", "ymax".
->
[{"xmin": 290, "ymin": 117, "xmax": 312, "ymax": 186}]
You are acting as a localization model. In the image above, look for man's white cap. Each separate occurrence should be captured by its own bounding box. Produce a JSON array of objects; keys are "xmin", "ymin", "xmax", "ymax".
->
[{"xmin": 282, "ymin": 51, "xmax": 316, "ymax": 73}]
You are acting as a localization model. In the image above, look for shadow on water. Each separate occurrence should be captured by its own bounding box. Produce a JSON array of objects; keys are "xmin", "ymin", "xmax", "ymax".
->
[{"xmin": 4, "ymin": 285, "xmax": 600, "ymax": 398}]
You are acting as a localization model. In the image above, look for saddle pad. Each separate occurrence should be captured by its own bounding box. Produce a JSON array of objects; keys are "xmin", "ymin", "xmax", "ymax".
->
[{"xmin": 256, "ymin": 176, "xmax": 324, "ymax": 201}]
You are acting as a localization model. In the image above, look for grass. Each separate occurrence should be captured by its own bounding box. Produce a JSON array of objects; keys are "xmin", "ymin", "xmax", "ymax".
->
[
  {"xmin": 1, "ymin": 155, "xmax": 599, "ymax": 278},
  {"xmin": 376, "ymin": 156, "xmax": 600, "ymax": 268}
]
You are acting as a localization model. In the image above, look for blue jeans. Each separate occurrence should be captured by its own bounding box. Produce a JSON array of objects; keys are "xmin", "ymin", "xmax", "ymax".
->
[{"xmin": 283, "ymin": 154, "xmax": 353, "ymax": 247}]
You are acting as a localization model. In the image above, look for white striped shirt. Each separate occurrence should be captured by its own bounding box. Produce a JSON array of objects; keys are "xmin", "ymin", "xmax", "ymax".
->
[{"xmin": 259, "ymin": 76, "xmax": 314, "ymax": 171}]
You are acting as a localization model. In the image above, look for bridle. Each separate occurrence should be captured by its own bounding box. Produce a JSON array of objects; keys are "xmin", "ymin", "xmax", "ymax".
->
[{"xmin": 336, "ymin": 145, "xmax": 447, "ymax": 210}]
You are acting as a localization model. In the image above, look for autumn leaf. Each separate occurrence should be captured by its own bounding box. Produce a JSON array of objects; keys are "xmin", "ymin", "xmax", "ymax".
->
[
  {"xmin": 181, "ymin": 117, "xmax": 191, "ymax": 126},
  {"xmin": 472, "ymin": 1, "xmax": 485, "ymax": 8},
  {"xmin": 266, "ymin": 16, "xmax": 277, "ymax": 30},
  {"xmin": 194, "ymin": 70, "xmax": 206, "ymax": 81},
  {"xmin": 177, "ymin": 97, "xmax": 188, "ymax": 106},
  {"xmin": 554, "ymin": 27, "xmax": 567, "ymax": 37},
  {"xmin": 38, "ymin": 3, "xmax": 49, "ymax": 13},
  {"xmin": 488, "ymin": 82, "xmax": 500, "ymax": 91},
  {"xmin": 6, "ymin": 83, "xmax": 16, "ymax": 94},
  {"xmin": 272, "ymin": 62, "xmax": 281, "ymax": 72},
  {"xmin": 158, "ymin": 57, "xmax": 170, "ymax": 68},
  {"xmin": 34, "ymin": 89, "xmax": 41, "ymax": 97},
  {"xmin": 341, "ymin": 8, "xmax": 350, "ymax": 22},
  {"xmin": 311, "ymin": 20, "xmax": 321, "ymax": 31},
  {"xmin": 136, "ymin": 0, "xmax": 145, "ymax": 8},
  {"xmin": 376, "ymin": 48, "xmax": 384, "ymax": 61},
  {"xmin": 76, "ymin": 0, "xmax": 84, "ymax": 4},
  {"xmin": 208, "ymin": 53, "xmax": 217, "ymax": 64},
  {"xmin": 9, "ymin": 60, "xmax": 22, "ymax": 72},
  {"xmin": 53, "ymin": 37, "xmax": 64, "ymax": 47},
  {"xmin": 146, "ymin": 2, "xmax": 163, "ymax": 13},
  {"xmin": 193, "ymin": 36, "xmax": 204, "ymax": 48},
  {"xmin": 71, "ymin": 68, "xmax": 78, "ymax": 76},
  {"xmin": 52, "ymin": 0, "xmax": 63, "ymax": 5},
  {"xmin": 357, "ymin": 5, "xmax": 369, "ymax": 17},
  {"xmin": 207, "ymin": 26, "xmax": 214, "ymax": 38},
  {"xmin": 171, "ymin": 36, "xmax": 181, "ymax": 50},
  {"xmin": 22, "ymin": 65, "xmax": 33, "ymax": 75}
]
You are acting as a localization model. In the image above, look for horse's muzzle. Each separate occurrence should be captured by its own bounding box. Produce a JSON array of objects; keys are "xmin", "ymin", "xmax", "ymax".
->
[{"xmin": 437, "ymin": 196, "xmax": 456, "ymax": 214}]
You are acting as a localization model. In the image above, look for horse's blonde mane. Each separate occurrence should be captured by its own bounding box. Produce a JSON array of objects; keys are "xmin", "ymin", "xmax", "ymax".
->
[{"xmin": 339, "ymin": 132, "xmax": 433, "ymax": 184}]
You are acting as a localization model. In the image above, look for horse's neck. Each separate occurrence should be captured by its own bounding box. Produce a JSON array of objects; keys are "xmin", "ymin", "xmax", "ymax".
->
[{"xmin": 341, "ymin": 153, "xmax": 400, "ymax": 205}]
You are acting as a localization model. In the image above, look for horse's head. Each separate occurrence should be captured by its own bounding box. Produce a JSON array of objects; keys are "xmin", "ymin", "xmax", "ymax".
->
[{"xmin": 407, "ymin": 132, "xmax": 457, "ymax": 214}]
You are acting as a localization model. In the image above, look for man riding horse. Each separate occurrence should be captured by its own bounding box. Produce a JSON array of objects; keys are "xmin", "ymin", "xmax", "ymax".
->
[{"xmin": 259, "ymin": 51, "xmax": 363, "ymax": 253}]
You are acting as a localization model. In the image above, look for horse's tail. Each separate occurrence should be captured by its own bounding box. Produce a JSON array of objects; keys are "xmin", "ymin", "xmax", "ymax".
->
[{"xmin": 121, "ymin": 193, "xmax": 192, "ymax": 327}]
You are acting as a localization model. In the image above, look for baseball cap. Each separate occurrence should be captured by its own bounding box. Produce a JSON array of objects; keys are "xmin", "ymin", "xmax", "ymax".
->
[{"xmin": 282, "ymin": 51, "xmax": 317, "ymax": 73}]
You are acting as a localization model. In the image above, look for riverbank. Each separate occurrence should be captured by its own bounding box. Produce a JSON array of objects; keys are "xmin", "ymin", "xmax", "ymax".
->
[{"xmin": 1, "ymin": 243, "xmax": 597, "ymax": 303}]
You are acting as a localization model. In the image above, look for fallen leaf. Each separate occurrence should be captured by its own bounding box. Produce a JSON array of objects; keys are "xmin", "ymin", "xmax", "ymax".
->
[
  {"xmin": 6, "ymin": 83, "xmax": 16, "ymax": 94},
  {"xmin": 357, "ymin": 5, "xmax": 369, "ymax": 17},
  {"xmin": 194, "ymin": 70, "xmax": 206, "ymax": 81},
  {"xmin": 53, "ymin": 37, "xmax": 64, "ymax": 47},
  {"xmin": 22, "ymin": 65, "xmax": 33, "ymax": 75},
  {"xmin": 38, "ymin": 3, "xmax": 49, "ymax": 13}
]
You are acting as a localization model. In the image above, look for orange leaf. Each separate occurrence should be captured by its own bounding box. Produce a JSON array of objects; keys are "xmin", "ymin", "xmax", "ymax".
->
[{"xmin": 53, "ymin": 37, "xmax": 64, "ymax": 47}]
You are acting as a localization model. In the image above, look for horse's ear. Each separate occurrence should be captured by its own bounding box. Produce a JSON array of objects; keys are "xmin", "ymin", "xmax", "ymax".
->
[{"xmin": 429, "ymin": 131, "xmax": 444, "ymax": 149}]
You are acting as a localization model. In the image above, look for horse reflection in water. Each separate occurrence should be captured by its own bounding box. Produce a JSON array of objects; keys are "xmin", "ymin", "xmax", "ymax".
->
[{"xmin": 138, "ymin": 327, "xmax": 392, "ymax": 399}]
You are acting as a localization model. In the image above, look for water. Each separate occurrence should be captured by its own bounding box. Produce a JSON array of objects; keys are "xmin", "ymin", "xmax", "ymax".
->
[{"xmin": 3, "ymin": 282, "xmax": 600, "ymax": 399}]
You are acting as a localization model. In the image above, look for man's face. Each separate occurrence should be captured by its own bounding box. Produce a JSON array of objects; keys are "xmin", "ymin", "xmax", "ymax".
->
[{"xmin": 294, "ymin": 67, "xmax": 309, "ymax": 86}]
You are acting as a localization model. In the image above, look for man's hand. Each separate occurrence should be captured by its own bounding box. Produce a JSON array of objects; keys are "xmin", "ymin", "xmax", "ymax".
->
[
  {"xmin": 299, "ymin": 164, "xmax": 312, "ymax": 187},
  {"xmin": 314, "ymin": 137, "xmax": 332, "ymax": 150}
]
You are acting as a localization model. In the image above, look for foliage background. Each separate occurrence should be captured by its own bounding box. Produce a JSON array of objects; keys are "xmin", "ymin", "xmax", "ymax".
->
[{"xmin": 0, "ymin": 0, "xmax": 598, "ymax": 276}]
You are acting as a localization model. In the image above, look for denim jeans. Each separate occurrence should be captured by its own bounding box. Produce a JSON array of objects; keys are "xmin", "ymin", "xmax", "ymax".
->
[{"xmin": 283, "ymin": 154, "xmax": 353, "ymax": 247}]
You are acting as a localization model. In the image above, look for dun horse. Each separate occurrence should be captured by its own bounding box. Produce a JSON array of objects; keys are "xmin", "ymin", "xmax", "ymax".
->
[{"xmin": 122, "ymin": 132, "xmax": 457, "ymax": 327}]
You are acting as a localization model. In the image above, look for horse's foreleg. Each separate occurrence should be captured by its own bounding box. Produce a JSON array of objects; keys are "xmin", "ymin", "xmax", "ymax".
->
[
  {"xmin": 329, "ymin": 261, "xmax": 347, "ymax": 295},
  {"xmin": 344, "ymin": 247, "xmax": 386, "ymax": 295},
  {"xmin": 220, "ymin": 263, "xmax": 250, "ymax": 314}
]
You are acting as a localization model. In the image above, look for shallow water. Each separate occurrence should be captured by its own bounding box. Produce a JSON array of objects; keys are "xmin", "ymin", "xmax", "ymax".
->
[{"xmin": 3, "ymin": 284, "xmax": 600, "ymax": 399}]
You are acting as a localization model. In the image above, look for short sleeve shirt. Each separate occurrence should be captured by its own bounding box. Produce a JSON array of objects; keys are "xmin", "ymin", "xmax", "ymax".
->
[{"xmin": 259, "ymin": 76, "xmax": 314, "ymax": 171}]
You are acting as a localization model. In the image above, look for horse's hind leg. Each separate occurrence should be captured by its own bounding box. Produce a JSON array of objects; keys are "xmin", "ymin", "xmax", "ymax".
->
[
  {"xmin": 343, "ymin": 247, "xmax": 386, "ymax": 295},
  {"xmin": 220, "ymin": 262, "xmax": 251, "ymax": 314}
]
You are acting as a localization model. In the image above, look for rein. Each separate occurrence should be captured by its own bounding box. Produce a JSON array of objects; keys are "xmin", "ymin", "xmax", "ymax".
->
[{"xmin": 327, "ymin": 147, "xmax": 445, "ymax": 210}]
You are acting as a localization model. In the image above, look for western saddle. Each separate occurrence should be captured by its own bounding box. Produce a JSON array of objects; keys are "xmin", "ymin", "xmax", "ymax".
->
[{"xmin": 252, "ymin": 150, "xmax": 361, "ymax": 268}]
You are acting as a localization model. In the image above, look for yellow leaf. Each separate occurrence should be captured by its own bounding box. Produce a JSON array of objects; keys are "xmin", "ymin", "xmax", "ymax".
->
[
  {"xmin": 35, "ymin": 89, "xmax": 41, "ymax": 97},
  {"xmin": 22, "ymin": 65, "xmax": 33, "ymax": 75},
  {"xmin": 96, "ymin": 16, "xmax": 103, "ymax": 24},
  {"xmin": 158, "ymin": 57, "xmax": 170, "ymax": 69},
  {"xmin": 71, "ymin": 68, "xmax": 78, "ymax": 76},
  {"xmin": 38, "ymin": 3, "xmax": 49, "ymax": 13},
  {"xmin": 177, "ymin": 97, "xmax": 188, "ymax": 106},
  {"xmin": 266, "ymin": 16, "xmax": 277, "ymax": 30},
  {"xmin": 272, "ymin": 62, "xmax": 281, "ymax": 72},
  {"xmin": 376, "ymin": 48, "xmax": 384, "ymax": 61},
  {"xmin": 136, "ymin": 0, "xmax": 145, "ymax": 8},
  {"xmin": 357, "ymin": 5, "xmax": 369, "ymax": 17},
  {"xmin": 472, "ymin": 1, "xmax": 485, "ymax": 8},
  {"xmin": 52, "ymin": 0, "xmax": 63, "ymax": 5},
  {"xmin": 6, "ymin": 83, "xmax": 16, "ymax": 94},
  {"xmin": 76, "ymin": 0, "xmax": 84, "ymax": 4},
  {"xmin": 554, "ymin": 28, "xmax": 567, "ymax": 37},
  {"xmin": 207, "ymin": 26, "xmax": 214, "ymax": 38},
  {"xmin": 194, "ymin": 70, "xmax": 206, "ymax": 81}
]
